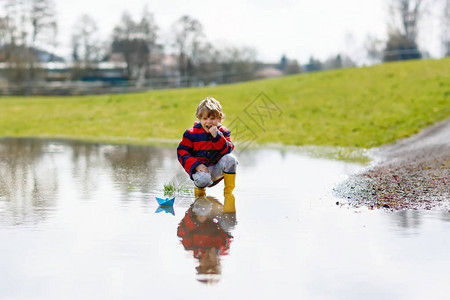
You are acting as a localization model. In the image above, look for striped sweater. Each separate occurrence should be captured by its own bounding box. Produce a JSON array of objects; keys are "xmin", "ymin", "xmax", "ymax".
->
[
  {"xmin": 177, "ymin": 207, "xmax": 232, "ymax": 258},
  {"xmin": 177, "ymin": 121, "xmax": 234, "ymax": 179}
]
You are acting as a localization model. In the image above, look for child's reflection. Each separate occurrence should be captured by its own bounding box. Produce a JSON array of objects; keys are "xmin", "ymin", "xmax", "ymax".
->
[{"xmin": 177, "ymin": 195, "xmax": 236, "ymax": 284}]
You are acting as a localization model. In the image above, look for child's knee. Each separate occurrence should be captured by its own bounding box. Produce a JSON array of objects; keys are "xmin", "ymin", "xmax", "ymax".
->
[
  {"xmin": 222, "ymin": 154, "xmax": 238, "ymax": 173},
  {"xmin": 193, "ymin": 171, "xmax": 213, "ymax": 188}
]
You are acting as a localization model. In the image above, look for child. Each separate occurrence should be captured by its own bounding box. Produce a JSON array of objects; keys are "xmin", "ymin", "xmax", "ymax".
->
[{"xmin": 177, "ymin": 97, "xmax": 238, "ymax": 197}]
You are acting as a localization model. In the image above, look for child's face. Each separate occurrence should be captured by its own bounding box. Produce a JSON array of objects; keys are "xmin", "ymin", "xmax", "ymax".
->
[
  {"xmin": 198, "ymin": 247, "xmax": 220, "ymax": 272},
  {"xmin": 199, "ymin": 113, "xmax": 220, "ymax": 133}
]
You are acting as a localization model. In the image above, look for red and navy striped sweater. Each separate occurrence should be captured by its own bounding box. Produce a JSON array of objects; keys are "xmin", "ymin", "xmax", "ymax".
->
[
  {"xmin": 177, "ymin": 207, "xmax": 232, "ymax": 258},
  {"xmin": 177, "ymin": 121, "xmax": 234, "ymax": 179}
]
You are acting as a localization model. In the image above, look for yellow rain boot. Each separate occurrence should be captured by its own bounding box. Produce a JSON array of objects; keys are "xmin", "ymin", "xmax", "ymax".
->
[
  {"xmin": 223, "ymin": 173, "xmax": 236, "ymax": 195},
  {"xmin": 195, "ymin": 187, "xmax": 206, "ymax": 197},
  {"xmin": 223, "ymin": 193, "xmax": 236, "ymax": 213}
]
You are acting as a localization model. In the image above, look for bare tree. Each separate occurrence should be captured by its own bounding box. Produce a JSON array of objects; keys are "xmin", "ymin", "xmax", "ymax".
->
[
  {"xmin": 384, "ymin": 0, "xmax": 430, "ymax": 61},
  {"xmin": 30, "ymin": 0, "xmax": 57, "ymax": 48},
  {"xmin": 70, "ymin": 14, "xmax": 102, "ymax": 80},
  {"xmin": 389, "ymin": 0, "xmax": 423, "ymax": 43},
  {"xmin": 0, "ymin": 12, "xmax": 16, "ymax": 47},
  {"xmin": 2, "ymin": 0, "xmax": 26, "ymax": 46},
  {"xmin": 0, "ymin": 0, "xmax": 28, "ymax": 82},
  {"xmin": 111, "ymin": 8, "xmax": 159, "ymax": 85},
  {"xmin": 136, "ymin": 7, "xmax": 158, "ymax": 84},
  {"xmin": 364, "ymin": 34, "xmax": 384, "ymax": 64},
  {"xmin": 443, "ymin": 0, "xmax": 450, "ymax": 56},
  {"xmin": 171, "ymin": 15, "xmax": 204, "ymax": 86},
  {"xmin": 112, "ymin": 12, "xmax": 138, "ymax": 79},
  {"xmin": 71, "ymin": 15, "xmax": 101, "ymax": 64},
  {"xmin": 192, "ymin": 42, "xmax": 222, "ymax": 84},
  {"xmin": 383, "ymin": 30, "xmax": 422, "ymax": 61},
  {"xmin": 0, "ymin": 0, "xmax": 57, "ymax": 85},
  {"xmin": 217, "ymin": 46, "xmax": 257, "ymax": 83},
  {"xmin": 283, "ymin": 60, "xmax": 302, "ymax": 75}
]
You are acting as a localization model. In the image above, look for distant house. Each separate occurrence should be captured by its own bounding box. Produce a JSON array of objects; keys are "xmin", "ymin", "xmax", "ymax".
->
[
  {"xmin": 0, "ymin": 45, "xmax": 69, "ymax": 81},
  {"xmin": 253, "ymin": 57, "xmax": 302, "ymax": 79},
  {"xmin": 106, "ymin": 51, "xmax": 181, "ymax": 79},
  {"xmin": 149, "ymin": 53, "xmax": 180, "ymax": 78},
  {"xmin": 0, "ymin": 45, "xmax": 65, "ymax": 64},
  {"xmin": 254, "ymin": 66, "xmax": 283, "ymax": 79},
  {"xmin": 32, "ymin": 47, "xmax": 65, "ymax": 63}
]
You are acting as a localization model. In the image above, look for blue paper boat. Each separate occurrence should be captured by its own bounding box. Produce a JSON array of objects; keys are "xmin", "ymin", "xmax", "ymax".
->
[
  {"xmin": 156, "ymin": 197, "xmax": 175, "ymax": 207},
  {"xmin": 156, "ymin": 206, "xmax": 175, "ymax": 215}
]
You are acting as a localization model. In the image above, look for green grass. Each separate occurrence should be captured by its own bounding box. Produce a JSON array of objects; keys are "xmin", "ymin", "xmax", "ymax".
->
[
  {"xmin": 1, "ymin": 58, "xmax": 449, "ymax": 148},
  {"xmin": 163, "ymin": 182, "xmax": 192, "ymax": 196}
]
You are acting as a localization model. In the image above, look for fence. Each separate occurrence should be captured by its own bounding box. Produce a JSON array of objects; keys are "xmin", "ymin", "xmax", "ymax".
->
[{"xmin": 0, "ymin": 71, "xmax": 257, "ymax": 96}]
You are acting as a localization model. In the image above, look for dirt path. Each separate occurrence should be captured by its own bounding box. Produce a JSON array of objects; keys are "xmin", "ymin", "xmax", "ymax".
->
[{"xmin": 336, "ymin": 118, "xmax": 450, "ymax": 210}]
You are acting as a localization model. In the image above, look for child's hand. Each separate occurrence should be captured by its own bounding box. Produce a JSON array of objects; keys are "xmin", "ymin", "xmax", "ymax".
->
[
  {"xmin": 209, "ymin": 126, "xmax": 218, "ymax": 138},
  {"xmin": 195, "ymin": 164, "xmax": 209, "ymax": 173}
]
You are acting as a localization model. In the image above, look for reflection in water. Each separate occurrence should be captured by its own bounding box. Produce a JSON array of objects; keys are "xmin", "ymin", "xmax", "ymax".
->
[
  {"xmin": 70, "ymin": 142, "xmax": 170, "ymax": 199},
  {"xmin": 0, "ymin": 138, "xmax": 443, "ymax": 232},
  {"xmin": 1, "ymin": 138, "xmax": 450, "ymax": 299},
  {"xmin": 70, "ymin": 142, "xmax": 103, "ymax": 199},
  {"xmin": 0, "ymin": 138, "xmax": 441, "ymax": 231},
  {"xmin": 440, "ymin": 211, "xmax": 450, "ymax": 222},
  {"xmin": 0, "ymin": 139, "xmax": 58, "ymax": 226},
  {"xmin": 177, "ymin": 195, "xmax": 237, "ymax": 284},
  {"xmin": 0, "ymin": 138, "xmax": 176, "ymax": 225},
  {"xmin": 392, "ymin": 210, "xmax": 422, "ymax": 229},
  {"xmin": 156, "ymin": 205, "xmax": 175, "ymax": 215},
  {"xmin": 103, "ymin": 144, "xmax": 168, "ymax": 194}
]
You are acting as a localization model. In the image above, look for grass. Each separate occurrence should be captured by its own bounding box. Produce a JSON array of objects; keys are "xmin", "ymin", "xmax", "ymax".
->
[
  {"xmin": 0, "ymin": 58, "xmax": 449, "ymax": 148},
  {"xmin": 163, "ymin": 182, "xmax": 192, "ymax": 196}
]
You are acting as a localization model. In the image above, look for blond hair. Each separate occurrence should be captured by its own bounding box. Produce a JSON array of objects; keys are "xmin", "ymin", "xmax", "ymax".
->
[{"xmin": 195, "ymin": 97, "xmax": 225, "ymax": 120}]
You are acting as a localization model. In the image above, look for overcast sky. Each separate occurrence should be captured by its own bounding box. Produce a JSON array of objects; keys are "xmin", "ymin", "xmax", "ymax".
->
[{"xmin": 55, "ymin": 0, "xmax": 446, "ymax": 64}]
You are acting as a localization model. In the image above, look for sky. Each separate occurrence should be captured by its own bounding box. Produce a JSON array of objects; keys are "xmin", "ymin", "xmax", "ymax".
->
[{"xmin": 55, "ymin": 0, "xmax": 446, "ymax": 64}]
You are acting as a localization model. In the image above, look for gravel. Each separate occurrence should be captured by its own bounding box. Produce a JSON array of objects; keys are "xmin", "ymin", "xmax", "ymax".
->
[{"xmin": 335, "ymin": 118, "xmax": 450, "ymax": 210}]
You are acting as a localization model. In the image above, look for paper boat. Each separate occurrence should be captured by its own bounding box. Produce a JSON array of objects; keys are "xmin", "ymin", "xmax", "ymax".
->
[{"xmin": 156, "ymin": 197, "xmax": 175, "ymax": 207}]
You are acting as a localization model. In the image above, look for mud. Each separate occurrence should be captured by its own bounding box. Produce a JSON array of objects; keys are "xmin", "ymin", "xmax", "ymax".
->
[{"xmin": 336, "ymin": 118, "xmax": 450, "ymax": 210}]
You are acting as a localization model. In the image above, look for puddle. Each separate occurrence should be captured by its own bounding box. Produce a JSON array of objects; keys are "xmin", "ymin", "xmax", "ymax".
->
[{"xmin": 0, "ymin": 138, "xmax": 449, "ymax": 300}]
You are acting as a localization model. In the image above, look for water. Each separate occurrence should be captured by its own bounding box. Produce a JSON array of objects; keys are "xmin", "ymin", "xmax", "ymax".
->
[{"xmin": 0, "ymin": 138, "xmax": 449, "ymax": 300}]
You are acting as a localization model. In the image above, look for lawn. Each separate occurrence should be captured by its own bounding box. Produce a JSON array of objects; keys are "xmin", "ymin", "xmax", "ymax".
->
[{"xmin": 0, "ymin": 58, "xmax": 449, "ymax": 148}]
